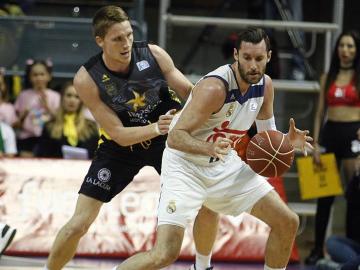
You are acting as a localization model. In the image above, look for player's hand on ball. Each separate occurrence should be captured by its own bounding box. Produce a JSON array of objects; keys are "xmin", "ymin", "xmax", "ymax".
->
[
  {"xmin": 286, "ymin": 118, "xmax": 313, "ymax": 156},
  {"xmin": 211, "ymin": 137, "xmax": 233, "ymax": 161},
  {"xmin": 156, "ymin": 109, "xmax": 177, "ymax": 135}
]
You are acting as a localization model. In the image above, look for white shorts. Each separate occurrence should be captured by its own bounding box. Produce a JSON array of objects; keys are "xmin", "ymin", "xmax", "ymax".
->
[{"xmin": 157, "ymin": 148, "xmax": 274, "ymax": 228}]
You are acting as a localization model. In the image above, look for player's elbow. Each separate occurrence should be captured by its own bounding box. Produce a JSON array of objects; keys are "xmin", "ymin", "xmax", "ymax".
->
[{"xmin": 109, "ymin": 131, "xmax": 131, "ymax": 147}]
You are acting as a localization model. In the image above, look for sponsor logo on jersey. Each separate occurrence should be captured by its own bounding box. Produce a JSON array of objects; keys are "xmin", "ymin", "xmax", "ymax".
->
[
  {"xmin": 249, "ymin": 101, "xmax": 258, "ymax": 111},
  {"xmin": 102, "ymin": 74, "xmax": 110, "ymax": 82},
  {"xmin": 351, "ymin": 140, "xmax": 360, "ymax": 153},
  {"xmin": 136, "ymin": 60, "xmax": 150, "ymax": 71},
  {"xmin": 226, "ymin": 103, "xmax": 235, "ymax": 117},
  {"xmin": 126, "ymin": 90, "xmax": 146, "ymax": 112}
]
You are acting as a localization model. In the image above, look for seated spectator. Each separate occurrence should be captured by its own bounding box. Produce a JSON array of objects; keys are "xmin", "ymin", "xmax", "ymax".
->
[
  {"xmin": 14, "ymin": 59, "xmax": 60, "ymax": 157},
  {"xmin": 36, "ymin": 82, "xmax": 99, "ymax": 159},
  {"xmin": 317, "ymin": 235, "xmax": 360, "ymax": 270},
  {"xmin": 316, "ymin": 171, "xmax": 360, "ymax": 270},
  {"xmin": 0, "ymin": 67, "xmax": 17, "ymax": 127}
]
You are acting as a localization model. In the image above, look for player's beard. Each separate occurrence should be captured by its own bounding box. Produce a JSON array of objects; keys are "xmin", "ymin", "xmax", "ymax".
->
[{"xmin": 238, "ymin": 62, "xmax": 266, "ymax": 84}]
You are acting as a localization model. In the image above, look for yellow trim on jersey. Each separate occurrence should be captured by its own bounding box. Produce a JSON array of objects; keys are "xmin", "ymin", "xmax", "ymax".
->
[{"xmin": 98, "ymin": 127, "xmax": 112, "ymax": 145}]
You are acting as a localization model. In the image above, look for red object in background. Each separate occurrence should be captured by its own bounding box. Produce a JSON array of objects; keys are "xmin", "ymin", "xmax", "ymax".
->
[{"xmin": 0, "ymin": 158, "xmax": 299, "ymax": 262}]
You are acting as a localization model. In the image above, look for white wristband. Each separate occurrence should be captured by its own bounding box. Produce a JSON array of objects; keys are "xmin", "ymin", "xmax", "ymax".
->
[
  {"xmin": 255, "ymin": 116, "xmax": 277, "ymax": 133},
  {"xmin": 154, "ymin": 123, "xmax": 161, "ymax": 135}
]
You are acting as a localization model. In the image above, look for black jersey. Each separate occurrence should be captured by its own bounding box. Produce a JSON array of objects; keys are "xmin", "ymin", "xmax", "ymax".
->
[{"xmin": 84, "ymin": 41, "xmax": 181, "ymax": 127}]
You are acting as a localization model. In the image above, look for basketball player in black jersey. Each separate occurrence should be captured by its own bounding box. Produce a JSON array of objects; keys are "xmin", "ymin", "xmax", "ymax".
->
[{"xmin": 44, "ymin": 5, "xmax": 218, "ymax": 270}]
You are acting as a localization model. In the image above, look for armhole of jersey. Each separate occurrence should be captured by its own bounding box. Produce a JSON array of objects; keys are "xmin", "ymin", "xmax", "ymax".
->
[
  {"xmin": 203, "ymin": 75, "xmax": 229, "ymax": 98},
  {"xmin": 83, "ymin": 53, "xmax": 100, "ymax": 71},
  {"xmin": 203, "ymin": 75, "xmax": 229, "ymax": 89},
  {"xmin": 147, "ymin": 44, "xmax": 166, "ymax": 80},
  {"xmin": 202, "ymin": 75, "xmax": 228, "ymax": 113},
  {"xmin": 263, "ymin": 75, "xmax": 266, "ymax": 97}
]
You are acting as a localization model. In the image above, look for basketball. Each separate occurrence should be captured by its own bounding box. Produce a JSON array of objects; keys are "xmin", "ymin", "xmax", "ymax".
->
[{"xmin": 246, "ymin": 130, "xmax": 295, "ymax": 177}]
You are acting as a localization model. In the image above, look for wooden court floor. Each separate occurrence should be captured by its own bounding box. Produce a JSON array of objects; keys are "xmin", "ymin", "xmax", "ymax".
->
[{"xmin": 0, "ymin": 255, "xmax": 317, "ymax": 270}]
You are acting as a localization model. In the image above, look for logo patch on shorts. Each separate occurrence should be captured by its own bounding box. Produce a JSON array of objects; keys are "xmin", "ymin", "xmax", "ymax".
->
[
  {"xmin": 97, "ymin": 168, "xmax": 111, "ymax": 182},
  {"xmin": 166, "ymin": 200, "xmax": 176, "ymax": 214}
]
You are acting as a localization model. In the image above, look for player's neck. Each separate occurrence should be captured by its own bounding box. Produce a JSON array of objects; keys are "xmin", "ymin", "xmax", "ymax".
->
[
  {"xmin": 231, "ymin": 63, "xmax": 250, "ymax": 94},
  {"xmin": 237, "ymin": 72, "xmax": 251, "ymax": 94},
  {"xmin": 102, "ymin": 54, "xmax": 130, "ymax": 74}
]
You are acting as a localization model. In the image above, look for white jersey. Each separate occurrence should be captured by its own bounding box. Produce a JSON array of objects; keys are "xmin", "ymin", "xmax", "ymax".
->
[{"xmin": 167, "ymin": 64, "xmax": 265, "ymax": 165}]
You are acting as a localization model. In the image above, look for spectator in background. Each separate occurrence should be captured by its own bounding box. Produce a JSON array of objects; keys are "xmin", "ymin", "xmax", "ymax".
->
[
  {"xmin": 316, "ymin": 166, "xmax": 360, "ymax": 269},
  {"xmin": 263, "ymin": 0, "xmax": 306, "ymax": 80},
  {"xmin": 14, "ymin": 59, "xmax": 60, "ymax": 157},
  {"xmin": 307, "ymin": 30, "xmax": 360, "ymax": 265},
  {"xmin": 36, "ymin": 82, "xmax": 99, "ymax": 159},
  {"xmin": 0, "ymin": 67, "xmax": 17, "ymax": 127},
  {"xmin": 0, "ymin": 3, "xmax": 25, "ymax": 16},
  {"xmin": 316, "ymin": 235, "xmax": 360, "ymax": 270}
]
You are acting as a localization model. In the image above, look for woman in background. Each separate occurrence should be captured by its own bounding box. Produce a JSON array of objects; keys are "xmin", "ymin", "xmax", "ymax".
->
[
  {"xmin": 36, "ymin": 81, "xmax": 99, "ymax": 159},
  {"xmin": 306, "ymin": 30, "xmax": 360, "ymax": 265},
  {"xmin": 14, "ymin": 59, "xmax": 60, "ymax": 156},
  {"xmin": 0, "ymin": 67, "xmax": 17, "ymax": 127}
]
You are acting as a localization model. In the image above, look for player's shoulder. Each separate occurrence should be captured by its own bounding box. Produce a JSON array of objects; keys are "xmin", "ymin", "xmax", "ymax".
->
[
  {"xmin": 202, "ymin": 64, "xmax": 233, "ymax": 90},
  {"xmin": 263, "ymin": 74, "xmax": 273, "ymax": 84},
  {"xmin": 206, "ymin": 64, "xmax": 232, "ymax": 77},
  {"xmin": 263, "ymin": 74, "xmax": 274, "ymax": 89},
  {"xmin": 74, "ymin": 67, "xmax": 94, "ymax": 90},
  {"xmin": 83, "ymin": 52, "xmax": 102, "ymax": 71},
  {"xmin": 196, "ymin": 75, "xmax": 227, "ymax": 98},
  {"xmin": 148, "ymin": 43, "xmax": 161, "ymax": 52},
  {"xmin": 148, "ymin": 43, "xmax": 167, "ymax": 60}
]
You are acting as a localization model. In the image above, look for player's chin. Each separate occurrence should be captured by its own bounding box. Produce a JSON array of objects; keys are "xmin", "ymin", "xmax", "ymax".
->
[{"xmin": 246, "ymin": 74, "xmax": 261, "ymax": 84}]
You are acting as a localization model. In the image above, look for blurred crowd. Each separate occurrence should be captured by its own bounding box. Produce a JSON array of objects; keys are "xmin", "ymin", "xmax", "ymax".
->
[{"xmin": 0, "ymin": 60, "xmax": 99, "ymax": 160}]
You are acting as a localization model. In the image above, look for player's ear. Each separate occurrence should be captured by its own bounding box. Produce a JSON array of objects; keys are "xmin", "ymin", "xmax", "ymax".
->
[
  {"xmin": 95, "ymin": 36, "xmax": 104, "ymax": 48},
  {"xmin": 233, "ymin": 48, "xmax": 238, "ymax": 61},
  {"xmin": 267, "ymin": 50, "xmax": 272, "ymax": 63}
]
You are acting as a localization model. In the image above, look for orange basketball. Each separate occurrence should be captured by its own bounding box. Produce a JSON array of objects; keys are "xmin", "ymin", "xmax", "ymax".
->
[{"xmin": 246, "ymin": 130, "xmax": 295, "ymax": 177}]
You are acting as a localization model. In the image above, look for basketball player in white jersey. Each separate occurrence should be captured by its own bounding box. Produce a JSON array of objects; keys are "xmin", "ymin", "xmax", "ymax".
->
[{"xmin": 113, "ymin": 28, "xmax": 313, "ymax": 270}]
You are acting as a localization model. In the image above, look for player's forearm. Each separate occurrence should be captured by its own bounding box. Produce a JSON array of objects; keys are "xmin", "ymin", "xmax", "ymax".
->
[
  {"xmin": 167, "ymin": 129, "xmax": 212, "ymax": 155},
  {"xmin": 109, "ymin": 123, "xmax": 160, "ymax": 146}
]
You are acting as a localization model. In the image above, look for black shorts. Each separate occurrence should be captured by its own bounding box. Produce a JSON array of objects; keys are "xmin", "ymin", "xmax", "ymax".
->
[
  {"xmin": 320, "ymin": 120, "xmax": 360, "ymax": 159},
  {"xmin": 79, "ymin": 136, "xmax": 166, "ymax": 202}
]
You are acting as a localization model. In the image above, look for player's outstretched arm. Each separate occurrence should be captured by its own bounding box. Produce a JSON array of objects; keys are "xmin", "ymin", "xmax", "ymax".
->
[
  {"xmin": 73, "ymin": 67, "xmax": 172, "ymax": 146},
  {"xmin": 149, "ymin": 44, "xmax": 193, "ymax": 101}
]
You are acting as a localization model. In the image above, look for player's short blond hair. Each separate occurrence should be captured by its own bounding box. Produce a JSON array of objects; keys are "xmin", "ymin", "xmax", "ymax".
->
[{"xmin": 92, "ymin": 5, "xmax": 129, "ymax": 38}]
